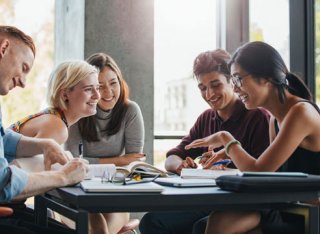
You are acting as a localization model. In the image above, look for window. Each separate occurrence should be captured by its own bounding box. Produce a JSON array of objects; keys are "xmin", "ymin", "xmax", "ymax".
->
[
  {"xmin": 0, "ymin": 0, "xmax": 54, "ymax": 127},
  {"xmin": 154, "ymin": 0, "xmax": 217, "ymax": 167},
  {"xmin": 249, "ymin": 0, "xmax": 290, "ymax": 66}
]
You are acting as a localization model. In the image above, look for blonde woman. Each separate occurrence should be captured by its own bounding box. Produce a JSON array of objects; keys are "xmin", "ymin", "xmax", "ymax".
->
[{"xmin": 9, "ymin": 60, "xmax": 100, "ymax": 145}]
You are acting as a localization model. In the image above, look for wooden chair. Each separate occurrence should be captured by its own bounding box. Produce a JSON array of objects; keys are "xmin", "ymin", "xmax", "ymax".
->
[{"xmin": 117, "ymin": 219, "xmax": 140, "ymax": 234}]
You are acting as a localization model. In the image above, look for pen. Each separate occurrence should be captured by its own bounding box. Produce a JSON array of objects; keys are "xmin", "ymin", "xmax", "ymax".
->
[
  {"xmin": 78, "ymin": 142, "xmax": 83, "ymax": 159},
  {"xmin": 211, "ymin": 159, "xmax": 232, "ymax": 167}
]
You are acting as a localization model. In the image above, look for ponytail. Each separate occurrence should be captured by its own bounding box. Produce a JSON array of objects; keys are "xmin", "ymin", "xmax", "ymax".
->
[{"xmin": 286, "ymin": 73, "xmax": 312, "ymax": 101}]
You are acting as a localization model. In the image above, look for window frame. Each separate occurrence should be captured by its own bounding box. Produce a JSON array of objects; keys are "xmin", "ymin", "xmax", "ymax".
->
[
  {"xmin": 154, "ymin": 0, "xmax": 316, "ymax": 142},
  {"xmin": 289, "ymin": 0, "xmax": 315, "ymax": 98}
]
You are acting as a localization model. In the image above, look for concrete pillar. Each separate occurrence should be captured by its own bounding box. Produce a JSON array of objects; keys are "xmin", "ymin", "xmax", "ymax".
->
[
  {"xmin": 55, "ymin": 0, "xmax": 85, "ymax": 64},
  {"xmin": 55, "ymin": 0, "xmax": 154, "ymax": 163}
]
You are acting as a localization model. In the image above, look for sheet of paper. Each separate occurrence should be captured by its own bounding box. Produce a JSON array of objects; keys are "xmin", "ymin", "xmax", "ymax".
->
[
  {"xmin": 86, "ymin": 164, "xmax": 116, "ymax": 179},
  {"xmin": 14, "ymin": 154, "xmax": 116, "ymax": 179}
]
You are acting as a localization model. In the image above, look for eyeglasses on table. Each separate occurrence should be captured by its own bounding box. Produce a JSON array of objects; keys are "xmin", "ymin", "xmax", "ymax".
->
[{"xmin": 101, "ymin": 170, "xmax": 160, "ymax": 185}]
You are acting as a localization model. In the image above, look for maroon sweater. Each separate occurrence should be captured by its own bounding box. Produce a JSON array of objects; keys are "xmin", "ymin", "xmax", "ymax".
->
[{"xmin": 167, "ymin": 99, "xmax": 270, "ymax": 160}]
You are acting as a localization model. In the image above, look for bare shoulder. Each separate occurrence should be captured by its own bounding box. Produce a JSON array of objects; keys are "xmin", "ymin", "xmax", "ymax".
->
[
  {"xmin": 33, "ymin": 114, "xmax": 68, "ymax": 144},
  {"xmin": 284, "ymin": 101, "xmax": 320, "ymax": 134},
  {"xmin": 285, "ymin": 101, "xmax": 320, "ymax": 150},
  {"xmin": 43, "ymin": 114, "xmax": 68, "ymax": 130},
  {"xmin": 289, "ymin": 101, "xmax": 320, "ymax": 120}
]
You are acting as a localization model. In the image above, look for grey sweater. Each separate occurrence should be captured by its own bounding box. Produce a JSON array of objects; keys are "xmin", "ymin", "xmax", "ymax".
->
[{"xmin": 64, "ymin": 100, "xmax": 145, "ymax": 163}]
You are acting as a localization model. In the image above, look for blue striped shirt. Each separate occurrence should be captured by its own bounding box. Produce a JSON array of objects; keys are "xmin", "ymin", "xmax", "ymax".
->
[{"xmin": 0, "ymin": 110, "xmax": 28, "ymax": 202}]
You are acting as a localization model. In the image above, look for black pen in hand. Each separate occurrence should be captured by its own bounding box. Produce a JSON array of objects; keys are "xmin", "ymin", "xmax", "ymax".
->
[{"xmin": 78, "ymin": 142, "xmax": 83, "ymax": 159}]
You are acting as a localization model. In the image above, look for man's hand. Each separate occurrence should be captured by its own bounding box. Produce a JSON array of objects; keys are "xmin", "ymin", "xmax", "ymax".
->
[
  {"xmin": 60, "ymin": 158, "xmax": 89, "ymax": 186},
  {"xmin": 41, "ymin": 139, "xmax": 70, "ymax": 170},
  {"xmin": 13, "ymin": 158, "xmax": 89, "ymax": 200},
  {"xmin": 175, "ymin": 157, "xmax": 197, "ymax": 175}
]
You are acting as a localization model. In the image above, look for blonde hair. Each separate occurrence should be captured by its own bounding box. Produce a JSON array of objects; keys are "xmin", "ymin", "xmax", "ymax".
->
[{"xmin": 46, "ymin": 60, "xmax": 98, "ymax": 110}]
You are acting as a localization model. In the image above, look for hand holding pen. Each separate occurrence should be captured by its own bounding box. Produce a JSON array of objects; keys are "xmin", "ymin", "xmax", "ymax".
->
[
  {"xmin": 195, "ymin": 151, "xmax": 213, "ymax": 165},
  {"xmin": 78, "ymin": 142, "xmax": 83, "ymax": 159},
  {"xmin": 196, "ymin": 154, "xmax": 232, "ymax": 170},
  {"xmin": 194, "ymin": 145, "xmax": 215, "ymax": 165},
  {"xmin": 202, "ymin": 148, "xmax": 229, "ymax": 169}
]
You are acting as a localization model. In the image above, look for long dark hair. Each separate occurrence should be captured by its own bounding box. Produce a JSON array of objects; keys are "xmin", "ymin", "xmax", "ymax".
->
[
  {"xmin": 78, "ymin": 53, "xmax": 129, "ymax": 142},
  {"xmin": 228, "ymin": 41, "xmax": 312, "ymax": 103}
]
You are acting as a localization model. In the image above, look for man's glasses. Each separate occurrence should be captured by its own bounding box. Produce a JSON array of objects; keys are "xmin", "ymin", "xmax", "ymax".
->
[
  {"xmin": 101, "ymin": 170, "xmax": 160, "ymax": 185},
  {"xmin": 231, "ymin": 73, "xmax": 250, "ymax": 88}
]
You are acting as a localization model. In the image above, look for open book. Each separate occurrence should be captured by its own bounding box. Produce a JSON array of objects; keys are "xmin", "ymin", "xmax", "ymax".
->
[
  {"xmin": 181, "ymin": 168, "xmax": 240, "ymax": 179},
  {"xmin": 116, "ymin": 161, "xmax": 168, "ymax": 177}
]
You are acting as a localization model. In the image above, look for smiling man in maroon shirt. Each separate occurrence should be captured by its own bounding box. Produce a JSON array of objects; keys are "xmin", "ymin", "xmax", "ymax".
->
[
  {"xmin": 165, "ymin": 49, "xmax": 270, "ymax": 174},
  {"xmin": 140, "ymin": 49, "xmax": 270, "ymax": 234}
]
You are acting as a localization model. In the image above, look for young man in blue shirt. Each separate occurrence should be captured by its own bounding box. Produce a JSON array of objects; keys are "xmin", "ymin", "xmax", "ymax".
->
[{"xmin": 0, "ymin": 26, "xmax": 88, "ymax": 234}]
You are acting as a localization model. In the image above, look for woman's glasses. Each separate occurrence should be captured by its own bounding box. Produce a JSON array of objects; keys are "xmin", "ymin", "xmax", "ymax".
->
[
  {"xmin": 101, "ymin": 170, "xmax": 160, "ymax": 185},
  {"xmin": 231, "ymin": 73, "xmax": 250, "ymax": 88}
]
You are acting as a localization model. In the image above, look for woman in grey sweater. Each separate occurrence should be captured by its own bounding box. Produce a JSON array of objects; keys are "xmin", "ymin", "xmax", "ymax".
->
[{"xmin": 65, "ymin": 53, "xmax": 145, "ymax": 234}]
